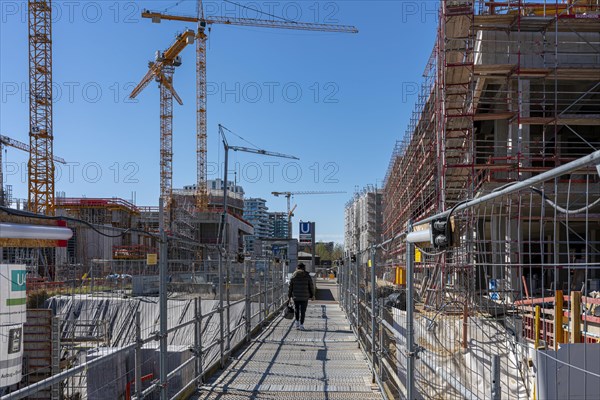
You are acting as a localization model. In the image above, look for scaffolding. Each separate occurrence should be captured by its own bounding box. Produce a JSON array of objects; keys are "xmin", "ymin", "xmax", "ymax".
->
[
  {"xmin": 379, "ymin": 1, "xmax": 600, "ymax": 397},
  {"xmin": 384, "ymin": 0, "xmax": 600, "ymax": 261}
]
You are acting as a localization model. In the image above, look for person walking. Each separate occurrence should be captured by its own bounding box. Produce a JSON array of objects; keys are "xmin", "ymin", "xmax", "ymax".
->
[{"xmin": 288, "ymin": 263, "xmax": 315, "ymax": 330}]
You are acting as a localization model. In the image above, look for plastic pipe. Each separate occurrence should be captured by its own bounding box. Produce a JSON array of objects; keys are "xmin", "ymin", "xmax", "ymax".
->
[
  {"xmin": 0, "ymin": 223, "xmax": 72, "ymax": 240},
  {"xmin": 406, "ymin": 228, "xmax": 431, "ymax": 244}
]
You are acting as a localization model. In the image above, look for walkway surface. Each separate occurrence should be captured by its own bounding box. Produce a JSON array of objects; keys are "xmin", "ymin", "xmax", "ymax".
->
[{"xmin": 194, "ymin": 280, "xmax": 384, "ymax": 399}]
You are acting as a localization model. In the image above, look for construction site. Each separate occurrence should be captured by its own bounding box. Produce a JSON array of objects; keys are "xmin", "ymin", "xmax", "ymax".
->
[{"xmin": 1, "ymin": 0, "xmax": 600, "ymax": 399}]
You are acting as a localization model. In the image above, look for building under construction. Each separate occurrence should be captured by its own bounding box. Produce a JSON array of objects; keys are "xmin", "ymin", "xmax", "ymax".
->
[
  {"xmin": 344, "ymin": 185, "xmax": 383, "ymax": 260},
  {"xmin": 375, "ymin": 1, "xmax": 600, "ymax": 398},
  {"xmin": 384, "ymin": 0, "xmax": 600, "ymax": 289}
]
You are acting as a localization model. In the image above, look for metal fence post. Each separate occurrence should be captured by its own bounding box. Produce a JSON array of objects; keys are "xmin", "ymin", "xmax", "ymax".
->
[
  {"xmin": 135, "ymin": 310, "xmax": 142, "ymax": 399},
  {"xmin": 158, "ymin": 198, "xmax": 168, "ymax": 400},
  {"xmin": 226, "ymin": 256, "xmax": 231, "ymax": 354},
  {"xmin": 263, "ymin": 266, "xmax": 268, "ymax": 321},
  {"xmin": 245, "ymin": 259, "xmax": 251, "ymax": 343},
  {"xmin": 355, "ymin": 253, "xmax": 359, "ymax": 336},
  {"xmin": 51, "ymin": 316, "xmax": 60, "ymax": 400},
  {"xmin": 218, "ymin": 251, "xmax": 224, "ymax": 368},
  {"xmin": 195, "ymin": 297, "xmax": 203, "ymax": 384},
  {"xmin": 346, "ymin": 257, "xmax": 350, "ymax": 314},
  {"xmin": 491, "ymin": 354, "xmax": 501, "ymax": 400},
  {"xmin": 258, "ymin": 278, "xmax": 263, "ymax": 325},
  {"xmin": 406, "ymin": 221, "xmax": 415, "ymax": 400},
  {"xmin": 271, "ymin": 261, "xmax": 275, "ymax": 314},
  {"xmin": 378, "ymin": 301, "xmax": 383, "ymax": 387},
  {"xmin": 370, "ymin": 246, "xmax": 377, "ymax": 384}
]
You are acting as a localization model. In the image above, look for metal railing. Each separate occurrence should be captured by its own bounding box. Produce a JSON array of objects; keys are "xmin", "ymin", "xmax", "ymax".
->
[
  {"xmin": 339, "ymin": 149, "xmax": 600, "ymax": 399},
  {"xmin": 1, "ymin": 210, "xmax": 288, "ymax": 400}
]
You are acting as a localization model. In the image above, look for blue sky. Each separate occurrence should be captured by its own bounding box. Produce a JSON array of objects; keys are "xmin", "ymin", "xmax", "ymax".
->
[{"xmin": 0, "ymin": 0, "xmax": 438, "ymax": 243}]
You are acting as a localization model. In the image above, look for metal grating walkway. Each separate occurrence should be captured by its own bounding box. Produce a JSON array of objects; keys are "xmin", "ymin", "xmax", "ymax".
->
[{"xmin": 194, "ymin": 282, "xmax": 383, "ymax": 399}]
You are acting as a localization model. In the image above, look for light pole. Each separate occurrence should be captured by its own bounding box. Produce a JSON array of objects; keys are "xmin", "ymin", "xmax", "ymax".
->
[
  {"xmin": 217, "ymin": 124, "xmax": 299, "ymax": 247},
  {"xmin": 216, "ymin": 123, "xmax": 298, "ymax": 365}
]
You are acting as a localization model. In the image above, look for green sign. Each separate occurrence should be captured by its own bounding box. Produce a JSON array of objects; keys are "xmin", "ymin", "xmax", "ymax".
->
[{"xmin": 11, "ymin": 270, "xmax": 26, "ymax": 292}]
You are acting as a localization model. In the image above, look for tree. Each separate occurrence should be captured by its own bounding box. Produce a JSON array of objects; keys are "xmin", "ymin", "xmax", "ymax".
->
[
  {"xmin": 315, "ymin": 243, "xmax": 332, "ymax": 261},
  {"xmin": 331, "ymin": 243, "xmax": 343, "ymax": 260}
]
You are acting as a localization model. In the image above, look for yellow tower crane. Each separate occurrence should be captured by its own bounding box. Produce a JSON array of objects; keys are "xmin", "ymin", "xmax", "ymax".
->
[
  {"xmin": 28, "ymin": 0, "xmax": 54, "ymax": 215},
  {"xmin": 129, "ymin": 29, "xmax": 196, "ymax": 227},
  {"xmin": 140, "ymin": 1, "xmax": 358, "ymax": 211}
]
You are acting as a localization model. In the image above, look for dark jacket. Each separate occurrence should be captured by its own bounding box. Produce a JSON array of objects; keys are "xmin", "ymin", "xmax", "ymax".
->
[{"xmin": 288, "ymin": 269, "xmax": 314, "ymax": 301}]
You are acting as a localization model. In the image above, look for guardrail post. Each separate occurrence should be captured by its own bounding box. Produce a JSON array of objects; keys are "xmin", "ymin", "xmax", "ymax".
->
[{"xmin": 135, "ymin": 310, "xmax": 142, "ymax": 399}]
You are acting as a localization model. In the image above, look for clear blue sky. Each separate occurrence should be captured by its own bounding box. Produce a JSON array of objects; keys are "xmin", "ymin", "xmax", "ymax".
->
[{"xmin": 0, "ymin": 0, "xmax": 438, "ymax": 244}]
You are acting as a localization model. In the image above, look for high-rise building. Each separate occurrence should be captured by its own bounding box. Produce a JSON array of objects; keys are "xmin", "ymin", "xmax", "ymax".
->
[
  {"xmin": 243, "ymin": 198, "xmax": 269, "ymax": 253},
  {"xmin": 344, "ymin": 186, "xmax": 383, "ymax": 260},
  {"xmin": 268, "ymin": 212, "xmax": 289, "ymax": 239}
]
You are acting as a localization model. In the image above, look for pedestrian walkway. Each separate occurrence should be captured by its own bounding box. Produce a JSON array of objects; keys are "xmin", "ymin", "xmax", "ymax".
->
[{"xmin": 194, "ymin": 281, "xmax": 383, "ymax": 399}]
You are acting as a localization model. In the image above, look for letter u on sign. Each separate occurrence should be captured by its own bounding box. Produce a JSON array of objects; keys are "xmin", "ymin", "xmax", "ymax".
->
[
  {"xmin": 11, "ymin": 270, "xmax": 26, "ymax": 292},
  {"xmin": 300, "ymin": 222, "xmax": 311, "ymax": 234}
]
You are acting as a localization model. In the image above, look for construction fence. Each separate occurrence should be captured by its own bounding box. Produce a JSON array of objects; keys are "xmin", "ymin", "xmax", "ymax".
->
[
  {"xmin": 339, "ymin": 150, "xmax": 600, "ymax": 399},
  {"xmin": 0, "ymin": 213, "xmax": 288, "ymax": 400}
]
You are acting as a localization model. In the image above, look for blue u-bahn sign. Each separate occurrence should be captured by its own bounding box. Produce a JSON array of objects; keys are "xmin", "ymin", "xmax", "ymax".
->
[{"xmin": 299, "ymin": 221, "xmax": 313, "ymax": 244}]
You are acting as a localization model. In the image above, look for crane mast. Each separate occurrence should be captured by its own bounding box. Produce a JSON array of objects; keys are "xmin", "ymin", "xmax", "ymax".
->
[
  {"xmin": 130, "ymin": 30, "xmax": 194, "ymax": 228},
  {"xmin": 196, "ymin": 25, "xmax": 208, "ymax": 210},
  {"xmin": 142, "ymin": 2, "xmax": 357, "ymax": 212},
  {"xmin": 28, "ymin": 0, "xmax": 54, "ymax": 215}
]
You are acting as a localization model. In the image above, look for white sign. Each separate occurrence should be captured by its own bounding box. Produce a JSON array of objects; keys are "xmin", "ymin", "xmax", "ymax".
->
[
  {"xmin": 0, "ymin": 264, "xmax": 27, "ymax": 325},
  {"xmin": 0, "ymin": 323, "xmax": 23, "ymax": 387}
]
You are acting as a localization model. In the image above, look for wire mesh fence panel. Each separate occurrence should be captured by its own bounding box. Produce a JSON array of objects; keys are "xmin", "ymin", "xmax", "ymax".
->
[
  {"xmin": 341, "ymin": 149, "xmax": 600, "ymax": 399},
  {"xmin": 0, "ymin": 207, "xmax": 288, "ymax": 399}
]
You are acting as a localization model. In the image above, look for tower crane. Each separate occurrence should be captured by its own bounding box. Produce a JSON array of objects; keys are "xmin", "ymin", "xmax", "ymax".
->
[
  {"xmin": 271, "ymin": 191, "xmax": 347, "ymax": 239},
  {"xmin": 140, "ymin": 1, "xmax": 358, "ymax": 211},
  {"xmin": 218, "ymin": 124, "xmax": 298, "ymax": 246},
  {"xmin": 29, "ymin": 0, "xmax": 54, "ymax": 215},
  {"xmin": 1, "ymin": 134, "xmax": 66, "ymax": 207},
  {"xmin": 129, "ymin": 29, "xmax": 196, "ymax": 227}
]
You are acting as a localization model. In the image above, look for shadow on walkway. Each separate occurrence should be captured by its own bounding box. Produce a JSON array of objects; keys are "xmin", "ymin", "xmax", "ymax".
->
[{"xmin": 315, "ymin": 288, "xmax": 336, "ymax": 301}]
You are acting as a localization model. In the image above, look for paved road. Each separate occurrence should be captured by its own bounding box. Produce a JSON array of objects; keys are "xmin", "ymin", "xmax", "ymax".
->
[{"xmin": 194, "ymin": 281, "xmax": 383, "ymax": 399}]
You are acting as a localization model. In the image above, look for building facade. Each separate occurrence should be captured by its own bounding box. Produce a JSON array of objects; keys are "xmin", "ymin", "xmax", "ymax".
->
[
  {"xmin": 268, "ymin": 212, "xmax": 289, "ymax": 239},
  {"xmin": 344, "ymin": 186, "xmax": 383, "ymax": 258},
  {"xmin": 243, "ymin": 198, "xmax": 269, "ymax": 254}
]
